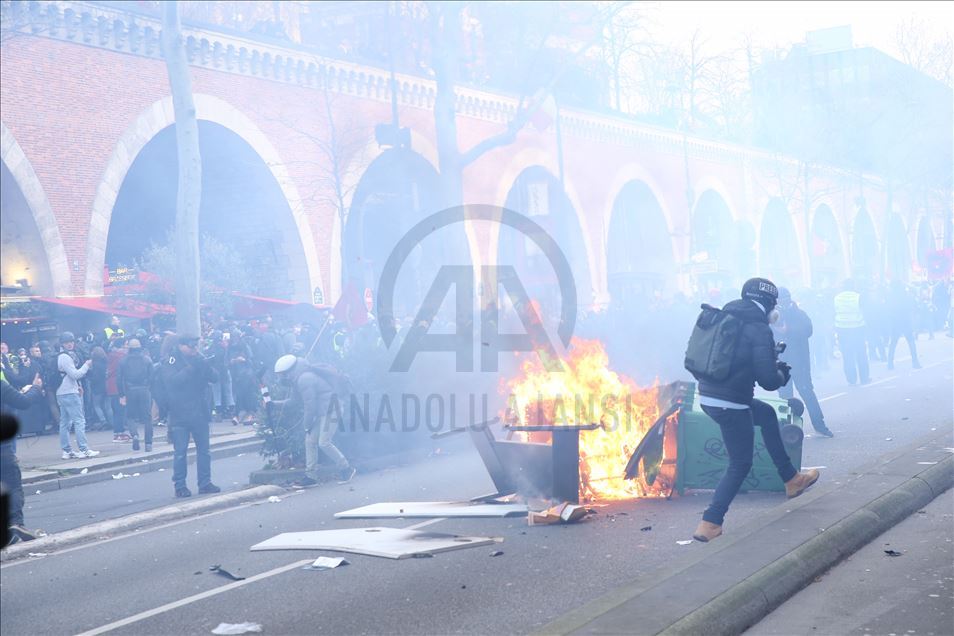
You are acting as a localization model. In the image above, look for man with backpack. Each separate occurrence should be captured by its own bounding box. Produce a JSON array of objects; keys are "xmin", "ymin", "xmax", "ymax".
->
[
  {"xmin": 55, "ymin": 332, "xmax": 100, "ymax": 459},
  {"xmin": 273, "ymin": 354, "xmax": 354, "ymax": 486},
  {"xmin": 118, "ymin": 339, "xmax": 153, "ymax": 452},
  {"xmin": 684, "ymin": 278, "xmax": 820, "ymax": 543}
]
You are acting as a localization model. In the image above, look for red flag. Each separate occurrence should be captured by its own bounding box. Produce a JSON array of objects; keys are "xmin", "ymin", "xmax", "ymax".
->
[
  {"xmin": 926, "ymin": 249, "xmax": 953, "ymax": 280},
  {"xmin": 332, "ymin": 282, "xmax": 369, "ymax": 328}
]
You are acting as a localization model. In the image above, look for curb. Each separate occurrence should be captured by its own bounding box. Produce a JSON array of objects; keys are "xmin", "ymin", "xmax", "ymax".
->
[
  {"xmin": 22, "ymin": 438, "xmax": 263, "ymax": 492},
  {"xmin": 2, "ymin": 484, "xmax": 285, "ymax": 563},
  {"xmin": 660, "ymin": 455, "xmax": 953, "ymax": 635}
]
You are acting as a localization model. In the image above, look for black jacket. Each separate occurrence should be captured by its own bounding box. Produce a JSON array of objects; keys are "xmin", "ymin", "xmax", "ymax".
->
[
  {"xmin": 159, "ymin": 352, "xmax": 218, "ymax": 425},
  {"xmin": 698, "ymin": 299, "xmax": 786, "ymax": 405}
]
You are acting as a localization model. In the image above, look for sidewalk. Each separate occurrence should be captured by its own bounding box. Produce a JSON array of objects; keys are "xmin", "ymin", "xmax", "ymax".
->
[
  {"xmin": 539, "ymin": 428, "xmax": 954, "ymax": 635},
  {"xmin": 14, "ymin": 418, "xmax": 261, "ymax": 490}
]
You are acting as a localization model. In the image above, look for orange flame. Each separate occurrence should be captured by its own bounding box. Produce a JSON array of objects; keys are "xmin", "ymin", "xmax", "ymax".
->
[{"xmin": 501, "ymin": 338, "xmax": 676, "ymax": 501}]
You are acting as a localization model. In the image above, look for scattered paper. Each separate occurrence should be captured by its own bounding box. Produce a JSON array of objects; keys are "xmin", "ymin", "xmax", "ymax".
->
[
  {"xmin": 917, "ymin": 461, "xmax": 938, "ymax": 465},
  {"xmin": 884, "ymin": 438, "xmax": 893, "ymax": 442},
  {"xmin": 27, "ymin": 552, "xmax": 48, "ymax": 557},
  {"xmin": 489, "ymin": 550, "xmax": 504, "ymax": 557},
  {"xmin": 211, "ymin": 623, "xmax": 262, "ymax": 635},
  {"xmin": 210, "ymin": 565, "xmax": 246, "ymax": 581},
  {"xmin": 80, "ymin": 468, "xmax": 88, "ymax": 474},
  {"xmin": 112, "ymin": 473, "xmax": 129, "ymax": 480},
  {"xmin": 528, "ymin": 503, "xmax": 587, "ymax": 526},
  {"xmin": 132, "ymin": 473, "xmax": 141, "ymax": 477},
  {"xmin": 676, "ymin": 540, "xmax": 693, "ymax": 546},
  {"xmin": 267, "ymin": 496, "xmax": 282, "ymax": 503},
  {"xmin": 35, "ymin": 490, "xmax": 42, "ymax": 495},
  {"xmin": 158, "ymin": 468, "xmax": 165, "ymax": 472},
  {"xmin": 303, "ymin": 556, "xmax": 349, "ymax": 570}
]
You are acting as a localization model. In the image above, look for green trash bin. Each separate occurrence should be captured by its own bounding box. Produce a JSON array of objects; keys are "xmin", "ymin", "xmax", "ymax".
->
[{"xmin": 671, "ymin": 383, "xmax": 804, "ymax": 494}]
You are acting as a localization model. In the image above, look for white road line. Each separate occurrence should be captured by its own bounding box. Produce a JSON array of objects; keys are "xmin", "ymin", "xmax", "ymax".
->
[
  {"xmin": 819, "ymin": 392, "xmax": 847, "ymax": 403},
  {"xmin": 75, "ymin": 558, "xmax": 314, "ymax": 636},
  {"xmin": 865, "ymin": 375, "xmax": 898, "ymax": 388}
]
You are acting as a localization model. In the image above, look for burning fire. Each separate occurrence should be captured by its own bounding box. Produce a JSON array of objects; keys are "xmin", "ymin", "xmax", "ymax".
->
[{"xmin": 502, "ymin": 338, "xmax": 677, "ymax": 501}]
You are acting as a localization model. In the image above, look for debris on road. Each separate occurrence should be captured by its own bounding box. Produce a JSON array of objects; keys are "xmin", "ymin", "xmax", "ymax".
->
[
  {"xmin": 640, "ymin": 526, "xmax": 652, "ymax": 532},
  {"xmin": 528, "ymin": 503, "xmax": 587, "ymax": 526},
  {"xmin": 884, "ymin": 550, "xmax": 903, "ymax": 557},
  {"xmin": 80, "ymin": 468, "xmax": 88, "ymax": 474},
  {"xmin": 917, "ymin": 461, "xmax": 939, "ymax": 465},
  {"xmin": 112, "ymin": 472, "xmax": 129, "ymax": 480},
  {"xmin": 250, "ymin": 527, "xmax": 500, "ymax": 559},
  {"xmin": 335, "ymin": 501, "xmax": 528, "ymax": 519},
  {"xmin": 676, "ymin": 540, "xmax": 694, "ymax": 546},
  {"xmin": 267, "ymin": 496, "xmax": 282, "ymax": 503},
  {"xmin": 489, "ymin": 550, "xmax": 504, "ymax": 557},
  {"xmin": 303, "ymin": 556, "xmax": 349, "ymax": 570},
  {"xmin": 210, "ymin": 565, "xmax": 246, "ymax": 581},
  {"xmin": 27, "ymin": 552, "xmax": 48, "ymax": 557},
  {"xmin": 211, "ymin": 622, "xmax": 262, "ymax": 635}
]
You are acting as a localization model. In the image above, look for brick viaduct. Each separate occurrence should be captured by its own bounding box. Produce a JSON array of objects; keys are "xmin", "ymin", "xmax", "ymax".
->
[{"xmin": 1, "ymin": 1, "xmax": 944, "ymax": 308}]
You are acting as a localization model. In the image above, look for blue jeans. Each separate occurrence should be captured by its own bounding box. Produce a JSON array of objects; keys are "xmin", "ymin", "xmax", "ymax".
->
[
  {"xmin": 57, "ymin": 393, "xmax": 90, "ymax": 452},
  {"xmin": 700, "ymin": 399, "xmax": 797, "ymax": 526},
  {"xmin": 168, "ymin": 421, "xmax": 212, "ymax": 489},
  {"xmin": 109, "ymin": 395, "xmax": 126, "ymax": 435}
]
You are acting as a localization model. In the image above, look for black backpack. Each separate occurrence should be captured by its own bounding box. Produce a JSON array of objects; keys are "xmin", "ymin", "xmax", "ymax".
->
[
  {"xmin": 48, "ymin": 353, "xmax": 72, "ymax": 393},
  {"xmin": 684, "ymin": 304, "xmax": 742, "ymax": 382}
]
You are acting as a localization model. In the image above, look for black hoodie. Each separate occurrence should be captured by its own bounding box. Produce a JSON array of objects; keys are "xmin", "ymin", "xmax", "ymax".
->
[{"xmin": 698, "ymin": 299, "xmax": 786, "ymax": 405}]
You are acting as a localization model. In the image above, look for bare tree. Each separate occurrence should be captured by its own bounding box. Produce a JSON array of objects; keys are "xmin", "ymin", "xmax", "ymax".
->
[
  {"xmin": 896, "ymin": 16, "xmax": 953, "ymax": 87},
  {"xmin": 161, "ymin": 2, "xmax": 202, "ymax": 334}
]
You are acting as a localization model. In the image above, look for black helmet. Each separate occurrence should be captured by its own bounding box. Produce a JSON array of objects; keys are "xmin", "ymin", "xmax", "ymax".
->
[
  {"xmin": 59, "ymin": 331, "xmax": 76, "ymax": 344},
  {"xmin": 741, "ymin": 278, "xmax": 779, "ymax": 310}
]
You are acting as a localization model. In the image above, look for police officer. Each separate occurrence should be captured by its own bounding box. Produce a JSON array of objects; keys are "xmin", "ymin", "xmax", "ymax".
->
[
  {"xmin": 690, "ymin": 278, "xmax": 821, "ymax": 543},
  {"xmin": 160, "ymin": 334, "xmax": 220, "ymax": 498}
]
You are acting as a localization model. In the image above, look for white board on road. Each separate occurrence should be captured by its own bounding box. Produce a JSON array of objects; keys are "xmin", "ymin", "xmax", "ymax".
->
[
  {"xmin": 250, "ymin": 527, "xmax": 500, "ymax": 559},
  {"xmin": 334, "ymin": 501, "xmax": 529, "ymax": 519}
]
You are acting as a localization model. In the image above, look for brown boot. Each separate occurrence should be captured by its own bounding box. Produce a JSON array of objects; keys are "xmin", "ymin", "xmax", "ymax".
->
[
  {"xmin": 692, "ymin": 520, "xmax": 723, "ymax": 542},
  {"xmin": 785, "ymin": 469, "xmax": 820, "ymax": 499}
]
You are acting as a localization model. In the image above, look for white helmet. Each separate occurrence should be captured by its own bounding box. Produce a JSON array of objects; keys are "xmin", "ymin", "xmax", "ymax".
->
[{"xmin": 274, "ymin": 354, "xmax": 298, "ymax": 374}]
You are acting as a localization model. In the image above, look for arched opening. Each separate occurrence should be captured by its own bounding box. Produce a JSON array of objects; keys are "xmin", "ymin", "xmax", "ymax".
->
[
  {"xmin": 691, "ymin": 189, "xmax": 738, "ymax": 292},
  {"xmin": 344, "ymin": 148, "xmax": 464, "ymax": 319},
  {"xmin": 883, "ymin": 214, "xmax": 910, "ymax": 282},
  {"xmin": 916, "ymin": 217, "xmax": 935, "ymax": 269},
  {"xmin": 758, "ymin": 198, "xmax": 801, "ymax": 286},
  {"xmin": 105, "ymin": 121, "xmax": 312, "ymax": 301},
  {"xmin": 497, "ymin": 166, "xmax": 592, "ymax": 315},
  {"xmin": 851, "ymin": 208, "xmax": 879, "ymax": 282},
  {"xmin": 810, "ymin": 204, "xmax": 844, "ymax": 288},
  {"xmin": 606, "ymin": 181, "xmax": 674, "ymax": 306},
  {"xmin": 1, "ymin": 161, "xmax": 54, "ymax": 296}
]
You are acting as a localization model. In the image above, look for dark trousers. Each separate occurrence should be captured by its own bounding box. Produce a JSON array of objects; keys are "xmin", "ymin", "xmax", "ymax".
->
[
  {"xmin": 1, "ymin": 441, "xmax": 25, "ymax": 527},
  {"xmin": 168, "ymin": 421, "xmax": 211, "ymax": 489},
  {"xmin": 837, "ymin": 327, "xmax": 870, "ymax": 384},
  {"xmin": 109, "ymin": 395, "xmax": 126, "ymax": 435},
  {"xmin": 125, "ymin": 387, "xmax": 153, "ymax": 445},
  {"xmin": 700, "ymin": 399, "xmax": 797, "ymax": 526},
  {"xmin": 779, "ymin": 367, "xmax": 827, "ymax": 432},
  {"xmin": 888, "ymin": 329, "xmax": 920, "ymax": 368}
]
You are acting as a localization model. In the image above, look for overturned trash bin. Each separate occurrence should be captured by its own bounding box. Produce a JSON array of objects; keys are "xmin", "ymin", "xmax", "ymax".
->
[{"xmin": 626, "ymin": 381, "xmax": 805, "ymax": 494}]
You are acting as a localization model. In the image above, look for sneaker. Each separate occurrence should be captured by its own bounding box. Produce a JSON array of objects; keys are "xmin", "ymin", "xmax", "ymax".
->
[
  {"xmin": 815, "ymin": 427, "xmax": 835, "ymax": 438},
  {"xmin": 155, "ymin": 420, "xmax": 166, "ymax": 427},
  {"xmin": 785, "ymin": 469, "xmax": 820, "ymax": 498},
  {"xmin": 336, "ymin": 466, "xmax": 356, "ymax": 483},
  {"xmin": 61, "ymin": 450, "xmax": 77, "ymax": 460},
  {"xmin": 132, "ymin": 438, "xmax": 140, "ymax": 451},
  {"xmin": 294, "ymin": 476, "xmax": 319, "ymax": 488},
  {"xmin": 144, "ymin": 444, "xmax": 152, "ymax": 452},
  {"xmin": 79, "ymin": 449, "xmax": 101, "ymax": 458},
  {"xmin": 175, "ymin": 486, "xmax": 192, "ymax": 498},
  {"xmin": 198, "ymin": 483, "xmax": 221, "ymax": 494},
  {"xmin": 692, "ymin": 520, "xmax": 723, "ymax": 542},
  {"xmin": 8, "ymin": 525, "xmax": 38, "ymax": 543}
]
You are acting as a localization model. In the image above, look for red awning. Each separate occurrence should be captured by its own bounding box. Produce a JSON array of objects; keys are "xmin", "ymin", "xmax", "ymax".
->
[
  {"xmin": 36, "ymin": 296, "xmax": 175, "ymax": 319},
  {"xmin": 230, "ymin": 292, "xmax": 329, "ymax": 319}
]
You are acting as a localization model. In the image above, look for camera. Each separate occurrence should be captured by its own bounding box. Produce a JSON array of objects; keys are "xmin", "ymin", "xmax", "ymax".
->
[{"xmin": 775, "ymin": 341, "xmax": 787, "ymax": 355}]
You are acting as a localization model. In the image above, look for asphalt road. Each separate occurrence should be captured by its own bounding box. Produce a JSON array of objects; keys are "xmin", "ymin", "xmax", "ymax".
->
[
  {"xmin": 749, "ymin": 486, "xmax": 954, "ymax": 636},
  {"xmin": 1, "ymin": 338, "xmax": 951, "ymax": 636}
]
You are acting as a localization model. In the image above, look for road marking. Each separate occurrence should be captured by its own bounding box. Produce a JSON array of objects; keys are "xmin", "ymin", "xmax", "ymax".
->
[
  {"xmin": 865, "ymin": 375, "xmax": 898, "ymax": 388},
  {"xmin": 819, "ymin": 392, "xmax": 847, "ymax": 403},
  {"xmin": 75, "ymin": 558, "xmax": 314, "ymax": 635}
]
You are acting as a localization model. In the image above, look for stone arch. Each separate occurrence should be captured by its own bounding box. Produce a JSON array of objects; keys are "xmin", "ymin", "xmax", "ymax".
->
[
  {"xmin": 490, "ymin": 148, "xmax": 596, "ymax": 300},
  {"xmin": 0, "ymin": 122, "xmax": 71, "ymax": 296},
  {"xmin": 810, "ymin": 203, "xmax": 846, "ymax": 287},
  {"xmin": 851, "ymin": 207, "xmax": 880, "ymax": 281},
  {"xmin": 691, "ymin": 188, "xmax": 739, "ymax": 291},
  {"xmin": 883, "ymin": 214, "xmax": 910, "ymax": 282},
  {"xmin": 85, "ymin": 94, "xmax": 322, "ymax": 299},
  {"xmin": 758, "ymin": 197, "xmax": 803, "ymax": 286},
  {"xmin": 605, "ymin": 180, "xmax": 675, "ymax": 305},
  {"xmin": 496, "ymin": 165, "xmax": 594, "ymax": 312},
  {"xmin": 330, "ymin": 129, "xmax": 441, "ymax": 303}
]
